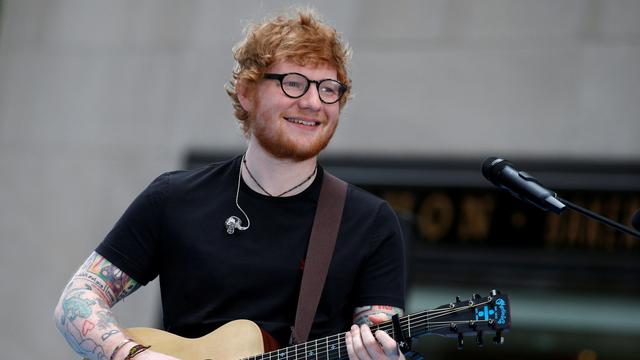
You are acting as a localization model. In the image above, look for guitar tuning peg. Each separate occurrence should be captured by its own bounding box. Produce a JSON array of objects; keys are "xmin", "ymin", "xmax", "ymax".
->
[
  {"xmin": 473, "ymin": 293, "xmax": 481, "ymax": 301},
  {"xmin": 490, "ymin": 289, "xmax": 499, "ymax": 296},
  {"xmin": 457, "ymin": 333, "xmax": 464, "ymax": 350},
  {"xmin": 493, "ymin": 330, "xmax": 504, "ymax": 345},
  {"xmin": 455, "ymin": 296, "xmax": 461, "ymax": 303},
  {"xmin": 476, "ymin": 332, "xmax": 484, "ymax": 347}
]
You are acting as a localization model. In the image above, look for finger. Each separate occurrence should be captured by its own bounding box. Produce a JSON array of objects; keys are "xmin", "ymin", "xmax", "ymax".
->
[
  {"xmin": 360, "ymin": 324, "xmax": 386, "ymax": 359},
  {"xmin": 345, "ymin": 330, "xmax": 357, "ymax": 360},
  {"xmin": 349, "ymin": 325, "xmax": 373, "ymax": 360},
  {"xmin": 374, "ymin": 330, "xmax": 401, "ymax": 358}
]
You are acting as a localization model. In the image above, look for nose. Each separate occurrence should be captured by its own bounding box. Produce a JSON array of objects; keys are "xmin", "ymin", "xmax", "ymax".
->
[{"xmin": 298, "ymin": 84, "xmax": 322, "ymax": 111}]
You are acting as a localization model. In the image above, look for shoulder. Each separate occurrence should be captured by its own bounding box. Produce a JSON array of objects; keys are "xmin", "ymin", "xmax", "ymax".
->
[
  {"xmin": 328, "ymin": 173, "xmax": 401, "ymax": 242},
  {"xmin": 153, "ymin": 156, "xmax": 240, "ymax": 195},
  {"xmin": 164, "ymin": 156, "xmax": 239, "ymax": 183},
  {"xmin": 319, "ymin": 168, "xmax": 396, "ymax": 221},
  {"xmin": 344, "ymin": 182, "xmax": 395, "ymax": 219}
]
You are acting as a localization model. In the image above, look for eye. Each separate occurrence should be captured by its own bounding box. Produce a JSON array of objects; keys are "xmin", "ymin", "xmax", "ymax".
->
[
  {"xmin": 283, "ymin": 80, "xmax": 305, "ymax": 89},
  {"xmin": 319, "ymin": 80, "xmax": 342, "ymax": 96},
  {"xmin": 320, "ymin": 86, "xmax": 338, "ymax": 95}
]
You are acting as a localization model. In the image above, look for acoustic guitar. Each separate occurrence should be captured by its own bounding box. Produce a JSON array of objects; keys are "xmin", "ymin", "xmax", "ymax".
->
[{"xmin": 124, "ymin": 290, "xmax": 511, "ymax": 360}]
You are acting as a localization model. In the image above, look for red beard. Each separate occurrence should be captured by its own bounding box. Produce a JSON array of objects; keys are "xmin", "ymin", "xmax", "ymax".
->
[{"xmin": 251, "ymin": 115, "xmax": 338, "ymax": 162}]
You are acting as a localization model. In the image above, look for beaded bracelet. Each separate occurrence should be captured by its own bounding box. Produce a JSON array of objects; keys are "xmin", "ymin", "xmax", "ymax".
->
[
  {"xmin": 123, "ymin": 344, "xmax": 151, "ymax": 359},
  {"xmin": 110, "ymin": 338, "xmax": 134, "ymax": 360}
]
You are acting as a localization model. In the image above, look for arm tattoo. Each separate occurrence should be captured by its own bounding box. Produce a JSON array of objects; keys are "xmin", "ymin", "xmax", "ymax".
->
[
  {"xmin": 58, "ymin": 285, "xmax": 109, "ymax": 359},
  {"xmin": 353, "ymin": 305, "xmax": 404, "ymax": 326},
  {"xmin": 75, "ymin": 252, "xmax": 141, "ymax": 306},
  {"xmin": 55, "ymin": 252, "xmax": 141, "ymax": 360}
]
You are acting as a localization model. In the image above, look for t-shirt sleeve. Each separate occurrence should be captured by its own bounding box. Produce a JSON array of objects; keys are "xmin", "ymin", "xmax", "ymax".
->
[
  {"xmin": 95, "ymin": 173, "xmax": 171, "ymax": 285},
  {"xmin": 353, "ymin": 201, "xmax": 406, "ymax": 309}
]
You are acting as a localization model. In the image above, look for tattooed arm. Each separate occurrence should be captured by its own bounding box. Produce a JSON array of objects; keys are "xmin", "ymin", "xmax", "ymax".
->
[
  {"xmin": 346, "ymin": 306, "xmax": 405, "ymax": 360},
  {"xmin": 53, "ymin": 252, "xmax": 177, "ymax": 360}
]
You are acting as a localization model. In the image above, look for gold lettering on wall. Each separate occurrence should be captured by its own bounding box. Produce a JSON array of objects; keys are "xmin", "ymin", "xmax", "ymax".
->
[
  {"xmin": 457, "ymin": 195, "xmax": 495, "ymax": 242},
  {"xmin": 417, "ymin": 192, "xmax": 454, "ymax": 242},
  {"xmin": 544, "ymin": 212, "xmax": 562, "ymax": 248},
  {"xmin": 382, "ymin": 191, "xmax": 416, "ymax": 216},
  {"xmin": 380, "ymin": 188, "xmax": 637, "ymax": 252}
]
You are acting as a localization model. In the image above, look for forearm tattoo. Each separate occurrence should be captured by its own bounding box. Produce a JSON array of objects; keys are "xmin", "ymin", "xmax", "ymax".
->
[
  {"xmin": 353, "ymin": 305, "xmax": 404, "ymax": 326},
  {"xmin": 55, "ymin": 252, "xmax": 141, "ymax": 360}
]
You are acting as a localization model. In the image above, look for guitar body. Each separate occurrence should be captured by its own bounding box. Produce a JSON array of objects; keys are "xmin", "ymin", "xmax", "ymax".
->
[{"xmin": 126, "ymin": 320, "xmax": 279, "ymax": 360}]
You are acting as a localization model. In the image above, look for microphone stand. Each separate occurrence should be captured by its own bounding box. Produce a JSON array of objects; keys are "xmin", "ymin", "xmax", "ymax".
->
[{"xmin": 556, "ymin": 197, "xmax": 640, "ymax": 240}]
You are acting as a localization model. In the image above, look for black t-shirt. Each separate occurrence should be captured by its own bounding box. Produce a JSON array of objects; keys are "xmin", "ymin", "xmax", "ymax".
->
[{"xmin": 96, "ymin": 156, "xmax": 405, "ymax": 345}]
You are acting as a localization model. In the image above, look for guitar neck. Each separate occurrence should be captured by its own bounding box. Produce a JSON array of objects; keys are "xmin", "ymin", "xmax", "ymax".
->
[
  {"xmin": 244, "ymin": 306, "xmax": 470, "ymax": 360},
  {"xmin": 245, "ymin": 293, "xmax": 510, "ymax": 360}
]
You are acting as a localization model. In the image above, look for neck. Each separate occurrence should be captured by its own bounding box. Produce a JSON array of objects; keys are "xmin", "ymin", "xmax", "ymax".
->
[{"xmin": 242, "ymin": 141, "xmax": 318, "ymax": 197}]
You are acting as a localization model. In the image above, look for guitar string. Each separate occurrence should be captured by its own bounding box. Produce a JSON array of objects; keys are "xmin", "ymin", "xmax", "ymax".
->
[
  {"xmin": 250, "ymin": 301, "xmax": 500, "ymax": 360},
  {"xmin": 371, "ymin": 299, "xmax": 495, "ymax": 335},
  {"xmin": 257, "ymin": 300, "xmax": 504, "ymax": 360},
  {"xmin": 252, "ymin": 333, "xmax": 347, "ymax": 360},
  {"xmin": 252, "ymin": 327, "xmax": 449, "ymax": 360},
  {"xmin": 250, "ymin": 323, "xmax": 477, "ymax": 360},
  {"xmin": 249, "ymin": 322, "xmax": 493, "ymax": 360},
  {"xmin": 246, "ymin": 300, "xmax": 501, "ymax": 360},
  {"xmin": 260, "ymin": 324, "xmax": 475, "ymax": 360}
]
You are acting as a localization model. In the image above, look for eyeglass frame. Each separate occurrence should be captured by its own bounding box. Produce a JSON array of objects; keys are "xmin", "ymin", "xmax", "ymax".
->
[{"xmin": 263, "ymin": 72, "xmax": 348, "ymax": 104}]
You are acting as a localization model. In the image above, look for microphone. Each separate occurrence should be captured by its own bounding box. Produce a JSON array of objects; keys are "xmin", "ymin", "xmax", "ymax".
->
[
  {"xmin": 632, "ymin": 210, "xmax": 640, "ymax": 231},
  {"xmin": 482, "ymin": 157, "xmax": 566, "ymax": 213},
  {"xmin": 482, "ymin": 157, "xmax": 640, "ymax": 239}
]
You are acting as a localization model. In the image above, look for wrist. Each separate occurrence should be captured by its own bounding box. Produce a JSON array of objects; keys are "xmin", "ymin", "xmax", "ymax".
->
[
  {"xmin": 110, "ymin": 338, "xmax": 135, "ymax": 360},
  {"xmin": 122, "ymin": 344, "xmax": 151, "ymax": 359}
]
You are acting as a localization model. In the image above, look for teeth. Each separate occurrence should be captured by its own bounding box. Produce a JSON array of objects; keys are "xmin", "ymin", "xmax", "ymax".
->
[{"xmin": 286, "ymin": 117, "xmax": 318, "ymax": 126}]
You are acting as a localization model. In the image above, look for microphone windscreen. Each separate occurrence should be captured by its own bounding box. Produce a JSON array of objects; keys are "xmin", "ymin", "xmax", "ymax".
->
[
  {"xmin": 481, "ymin": 157, "xmax": 511, "ymax": 184},
  {"xmin": 481, "ymin": 157, "xmax": 499, "ymax": 180}
]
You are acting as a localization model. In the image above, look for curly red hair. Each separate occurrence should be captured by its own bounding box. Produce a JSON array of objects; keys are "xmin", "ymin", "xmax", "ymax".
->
[{"xmin": 225, "ymin": 8, "xmax": 352, "ymax": 136}]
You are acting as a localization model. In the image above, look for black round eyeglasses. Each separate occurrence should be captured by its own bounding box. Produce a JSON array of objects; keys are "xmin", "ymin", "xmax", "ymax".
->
[{"xmin": 263, "ymin": 72, "xmax": 348, "ymax": 104}]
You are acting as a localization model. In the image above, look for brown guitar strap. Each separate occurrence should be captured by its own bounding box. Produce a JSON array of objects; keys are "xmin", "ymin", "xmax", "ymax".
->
[{"xmin": 291, "ymin": 171, "xmax": 348, "ymax": 344}]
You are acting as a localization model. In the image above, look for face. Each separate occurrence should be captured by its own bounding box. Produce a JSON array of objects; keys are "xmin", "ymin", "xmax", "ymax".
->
[{"xmin": 242, "ymin": 61, "xmax": 341, "ymax": 161}]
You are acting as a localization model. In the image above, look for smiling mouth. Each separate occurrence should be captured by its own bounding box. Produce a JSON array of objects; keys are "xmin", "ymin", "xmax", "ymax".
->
[{"xmin": 284, "ymin": 116, "xmax": 320, "ymax": 127}]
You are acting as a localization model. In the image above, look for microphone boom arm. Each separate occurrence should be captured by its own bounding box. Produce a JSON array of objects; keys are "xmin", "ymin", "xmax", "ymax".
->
[{"xmin": 556, "ymin": 197, "xmax": 640, "ymax": 240}]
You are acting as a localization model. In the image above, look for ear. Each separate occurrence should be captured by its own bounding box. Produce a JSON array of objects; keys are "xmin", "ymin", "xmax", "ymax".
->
[{"xmin": 236, "ymin": 81, "xmax": 254, "ymax": 113}]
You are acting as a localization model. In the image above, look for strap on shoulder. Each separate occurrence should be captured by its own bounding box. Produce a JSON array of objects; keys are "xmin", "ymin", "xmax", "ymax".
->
[{"xmin": 291, "ymin": 171, "xmax": 348, "ymax": 344}]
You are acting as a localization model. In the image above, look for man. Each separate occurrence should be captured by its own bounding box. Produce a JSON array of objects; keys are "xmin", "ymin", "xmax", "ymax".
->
[{"xmin": 55, "ymin": 8, "xmax": 406, "ymax": 360}]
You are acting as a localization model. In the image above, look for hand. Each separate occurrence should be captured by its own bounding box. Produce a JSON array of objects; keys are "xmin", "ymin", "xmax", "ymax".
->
[{"xmin": 345, "ymin": 323, "xmax": 405, "ymax": 360}]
